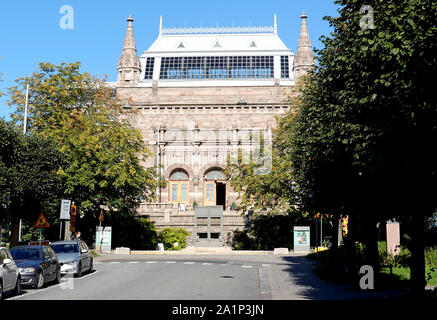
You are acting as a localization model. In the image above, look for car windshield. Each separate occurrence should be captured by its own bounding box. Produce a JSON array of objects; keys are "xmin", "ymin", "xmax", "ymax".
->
[
  {"xmin": 10, "ymin": 248, "xmax": 41, "ymax": 260},
  {"xmin": 51, "ymin": 244, "xmax": 79, "ymax": 254}
]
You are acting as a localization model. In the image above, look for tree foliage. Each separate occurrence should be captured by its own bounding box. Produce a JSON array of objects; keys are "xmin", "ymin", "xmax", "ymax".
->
[
  {"xmin": 8, "ymin": 62, "xmax": 162, "ymax": 215},
  {"xmin": 288, "ymin": 0, "xmax": 436, "ymax": 293},
  {"xmin": 0, "ymin": 119, "xmax": 65, "ymax": 245}
]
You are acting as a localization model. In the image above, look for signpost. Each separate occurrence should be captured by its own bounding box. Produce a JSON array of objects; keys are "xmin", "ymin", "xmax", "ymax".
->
[
  {"xmin": 34, "ymin": 212, "xmax": 50, "ymax": 245},
  {"xmin": 59, "ymin": 199, "xmax": 71, "ymax": 240},
  {"xmin": 95, "ymin": 226, "xmax": 112, "ymax": 253},
  {"xmin": 69, "ymin": 203, "xmax": 77, "ymax": 233},
  {"xmin": 293, "ymin": 226, "xmax": 311, "ymax": 252}
]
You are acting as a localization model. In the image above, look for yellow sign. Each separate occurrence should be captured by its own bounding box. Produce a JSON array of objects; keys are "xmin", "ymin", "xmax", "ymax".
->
[
  {"xmin": 34, "ymin": 212, "xmax": 50, "ymax": 228},
  {"xmin": 342, "ymin": 215, "xmax": 349, "ymax": 237},
  {"xmin": 71, "ymin": 204, "xmax": 77, "ymax": 216}
]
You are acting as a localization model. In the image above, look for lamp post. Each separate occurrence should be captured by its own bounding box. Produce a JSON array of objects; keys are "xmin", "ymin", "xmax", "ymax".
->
[{"xmin": 17, "ymin": 84, "xmax": 30, "ymax": 243}]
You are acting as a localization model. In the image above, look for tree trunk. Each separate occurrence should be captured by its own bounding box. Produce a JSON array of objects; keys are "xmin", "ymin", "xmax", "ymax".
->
[
  {"xmin": 9, "ymin": 214, "xmax": 20, "ymax": 247},
  {"xmin": 364, "ymin": 216, "xmax": 379, "ymax": 273},
  {"xmin": 331, "ymin": 213, "xmax": 340, "ymax": 253},
  {"xmin": 410, "ymin": 213, "xmax": 425, "ymax": 296}
]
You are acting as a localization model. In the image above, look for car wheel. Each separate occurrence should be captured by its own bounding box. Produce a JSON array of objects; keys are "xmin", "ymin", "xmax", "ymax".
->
[
  {"xmin": 35, "ymin": 271, "xmax": 45, "ymax": 289},
  {"xmin": 54, "ymin": 267, "xmax": 62, "ymax": 284},
  {"xmin": 14, "ymin": 277, "xmax": 21, "ymax": 296},
  {"xmin": 75, "ymin": 262, "xmax": 82, "ymax": 278},
  {"xmin": 89, "ymin": 259, "xmax": 93, "ymax": 273}
]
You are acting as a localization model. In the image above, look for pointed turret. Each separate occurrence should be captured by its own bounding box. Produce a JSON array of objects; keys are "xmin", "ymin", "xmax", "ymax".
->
[
  {"xmin": 293, "ymin": 11, "xmax": 315, "ymax": 80},
  {"xmin": 117, "ymin": 15, "xmax": 141, "ymax": 86}
]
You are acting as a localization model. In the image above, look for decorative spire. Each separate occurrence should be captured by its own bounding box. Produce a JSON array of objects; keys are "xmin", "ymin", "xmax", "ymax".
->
[
  {"xmin": 293, "ymin": 11, "xmax": 315, "ymax": 79},
  {"xmin": 159, "ymin": 16, "xmax": 163, "ymax": 36},
  {"xmin": 273, "ymin": 13, "xmax": 277, "ymax": 34},
  {"xmin": 117, "ymin": 15, "xmax": 141, "ymax": 86}
]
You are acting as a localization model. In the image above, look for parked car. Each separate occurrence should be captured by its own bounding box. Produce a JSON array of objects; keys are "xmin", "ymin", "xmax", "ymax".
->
[
  {"xmin": 50, "ymin": 240, "xmax": 93, "ymax": 277},
  {"xmin": 0, "ymin": 247, "xmax": 21, "ymax": 300},
  {"xmin": 9, "ymin": 245, "xmax": 61, "ymax": 289}
]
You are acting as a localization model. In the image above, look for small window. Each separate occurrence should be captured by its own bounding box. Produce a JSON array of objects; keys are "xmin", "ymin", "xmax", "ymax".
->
[
  {"xmin": 169, "ymin": 169, "xmax": 189, "ymax": 181},
  {"xmin": 205, "ymin": 169, "xmax": 226, "ymax": 180}
]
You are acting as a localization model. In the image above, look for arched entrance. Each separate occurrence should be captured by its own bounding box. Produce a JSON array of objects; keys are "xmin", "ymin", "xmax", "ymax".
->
[{"xmin": 203, "ymin": 168, "xmax": 227, "ymax": 210}]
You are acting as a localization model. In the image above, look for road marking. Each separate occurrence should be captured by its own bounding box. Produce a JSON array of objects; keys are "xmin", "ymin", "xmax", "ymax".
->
[
  {"xmin": 202, "ymin": 263, "xmax": 212, "ymax": 265},
  {"xmin": 258, "ymin": 267, "xmax": 271, "ymax": 299},
  {"xmin": 242, "ymin": 265, "xmax": 253, "ymax": 268},
  {"xmin": 262, "ymin": 264, "xmax": 271, "ymax": 267},
  {"xmin": 8, "ymin": 270, "xmax": 100, "ymax": 300},
  {"xmin": 128, "ymin": 261, "xmax": 139, "ymax": 264},
  {"xmin": 183, "ymin": 262, "xmax": 195, "ymax": 264},
  {"xmin": 146, "ymin": 261, "xmax": 157, "ymax": 264},
  {"xmin": 165, "ymin": 261, "xmax": 176, "ymax": 264},
  {"xmin": 110, "ymin": 262, "xmax": 120, "ymax": 264}
]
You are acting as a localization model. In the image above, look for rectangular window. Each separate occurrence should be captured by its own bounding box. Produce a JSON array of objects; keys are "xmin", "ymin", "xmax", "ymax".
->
[
  {"xmin": 171, "ymin": 184, "xmax": 178, "ymax": 202},
  {"xmin": 170, "ymin": 182, "xmax": 189, "ymax": 204},
  {"xmin": 181, "ymin": 184, "xmax": 187, "ymax": 201},
  {"xmin": 144, "ymin": 57, "xmax": 155, "ymax": 80},
  {"xmin": 159, "ymin": 55, "xmax": 274, "ymax": 80},
  {"xmin": 280, "ymin": 56, "xmax": 290, "ymax": 79}
]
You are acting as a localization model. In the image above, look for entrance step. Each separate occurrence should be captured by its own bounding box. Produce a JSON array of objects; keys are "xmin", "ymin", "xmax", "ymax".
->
[{"xmin": 182, "ymin": 246, "xmax": 232, "ymax": 254}]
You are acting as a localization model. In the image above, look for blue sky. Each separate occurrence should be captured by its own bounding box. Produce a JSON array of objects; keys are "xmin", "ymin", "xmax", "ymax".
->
[{"xmin": 0, "ymin": 0, "xmax": 340, "ymax": 120}]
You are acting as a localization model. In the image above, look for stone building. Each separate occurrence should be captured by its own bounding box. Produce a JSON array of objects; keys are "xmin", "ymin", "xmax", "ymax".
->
[{"xmin": 110, "ymin": 13, "xmax": 314, "ymax": 247}]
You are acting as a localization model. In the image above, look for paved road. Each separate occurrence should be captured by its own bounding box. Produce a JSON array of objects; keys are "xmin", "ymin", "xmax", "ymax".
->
[
  {"xmin": 7, "ymin": 254, "xmax": 406, "ymax": 300},
  {"xmin": 9, "ymin": 257, "xmax": 264, "ymax": 300}
]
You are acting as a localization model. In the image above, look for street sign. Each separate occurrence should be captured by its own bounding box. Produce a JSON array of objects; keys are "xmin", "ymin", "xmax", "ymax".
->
[
  {"xmin": 60, "ymin": 199, "xmax": 71, "ymax": 220},
  {"xmin": 294, "ymin": 226, "xmax": 310, "ymax": 252},
  {"xmin": 95, "ymin": 226, "xmax": 112, "ymax": 253},
  {"xmin": 34, "ymin": 212, "xmax": 50, "ymax": 229},
  {"xmin": 71, "ymin": 204, "xmax": 77, "ymax": 216},
  {"xmin": 69, "ymin": 204, "xmax": 77, "ymax": 232},
  {"xmin": 99, "ymin": 210, "xmax": 104, "ymax": 222},
  {"xmin": 29, "ymin": 240, "xmax": 49, "ymax": 246}
]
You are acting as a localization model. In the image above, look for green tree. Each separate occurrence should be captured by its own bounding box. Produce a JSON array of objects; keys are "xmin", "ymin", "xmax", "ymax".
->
[
  {"xmin": 0, "ymin": 119, "xmax": 65, "ymax": 246},
  {"xmin": 288, "ymin": 0, "xmax": 436, "ymax": 294},
  {"xmin": 8, "ymin": 62, "xmax": 163, "ymax": 241}
]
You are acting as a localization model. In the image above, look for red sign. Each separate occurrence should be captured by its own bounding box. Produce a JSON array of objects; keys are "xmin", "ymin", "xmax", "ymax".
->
[
  {"xmin": 34, "ymin": 212, "xmax": 50, "ymax": 228},
  {"xmin": 99, "ymin": 210, "xmax": 104, "ymax": 222}
]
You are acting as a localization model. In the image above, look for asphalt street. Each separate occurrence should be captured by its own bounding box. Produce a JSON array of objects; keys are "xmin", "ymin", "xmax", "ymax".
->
[
  {"xmin": 9, "ymin": 256, "xmax": 265, "ymax": 300},
  {"xmin": 7, "ymin": 254, "xmax": 407, "ymax": 300}
]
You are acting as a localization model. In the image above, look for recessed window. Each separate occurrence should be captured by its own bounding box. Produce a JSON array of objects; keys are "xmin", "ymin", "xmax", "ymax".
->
[
  {"xmin": 159, "ymin": 56, "xmax": 274, "ymax": 80},
  {"xmin": 205, "ymin": 169, "xmax": 226, "ymax": 180},
  {"xmin": 280, "ymin": 56, "xmax": 290, "ymax": 78},
  {"xmin": 144, "ymin": 57, "xmax": 155, "ymax": 80},
  {"xmin": 169, "ymin": 169, "xmax": 189, "ymax": 180}
]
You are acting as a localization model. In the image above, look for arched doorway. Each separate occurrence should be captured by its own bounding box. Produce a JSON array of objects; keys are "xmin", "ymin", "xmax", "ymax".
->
[
  {"xmin": 169, "ymin": 169, "xmax": 189, "ymax": 205},
  {"xmin": 203, "ymin": 168, "xmax": 227, "ymax": 210}
]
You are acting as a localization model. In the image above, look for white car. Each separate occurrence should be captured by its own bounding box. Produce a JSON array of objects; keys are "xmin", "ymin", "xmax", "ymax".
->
[{"xmin": 0, "ymin": 247, "xmax": 21, "ymax": 300}]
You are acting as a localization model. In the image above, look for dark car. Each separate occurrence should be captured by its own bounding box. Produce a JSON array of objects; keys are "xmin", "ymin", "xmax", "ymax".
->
[
  {"xmin": 51, "ymin": 240, "xmax": 93, "ymax": 277},
  {"xmin": 9, "ymin": 245, "xmax": 61, "ymax": 289}
]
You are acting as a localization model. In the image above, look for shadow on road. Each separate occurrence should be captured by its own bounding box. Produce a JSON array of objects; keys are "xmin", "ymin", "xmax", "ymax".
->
[{"xmin": 279, "ymin": 255, "xmax": 407, "ymax": 300}]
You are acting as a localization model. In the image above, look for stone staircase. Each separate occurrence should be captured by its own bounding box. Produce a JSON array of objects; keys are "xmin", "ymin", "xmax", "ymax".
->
[{"xmin": 181, "ymin": 246, "xmax": 233, "ymax": 254}]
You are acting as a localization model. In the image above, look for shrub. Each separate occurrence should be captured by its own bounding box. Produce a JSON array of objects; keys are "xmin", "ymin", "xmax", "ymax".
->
[
  {"xmin": 232, "ymin": 230, "xmax": 257, "ymax": 250},
  {"xmin": 159, "ymin": 228, "xmax": 190, "ymax": 250}
]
